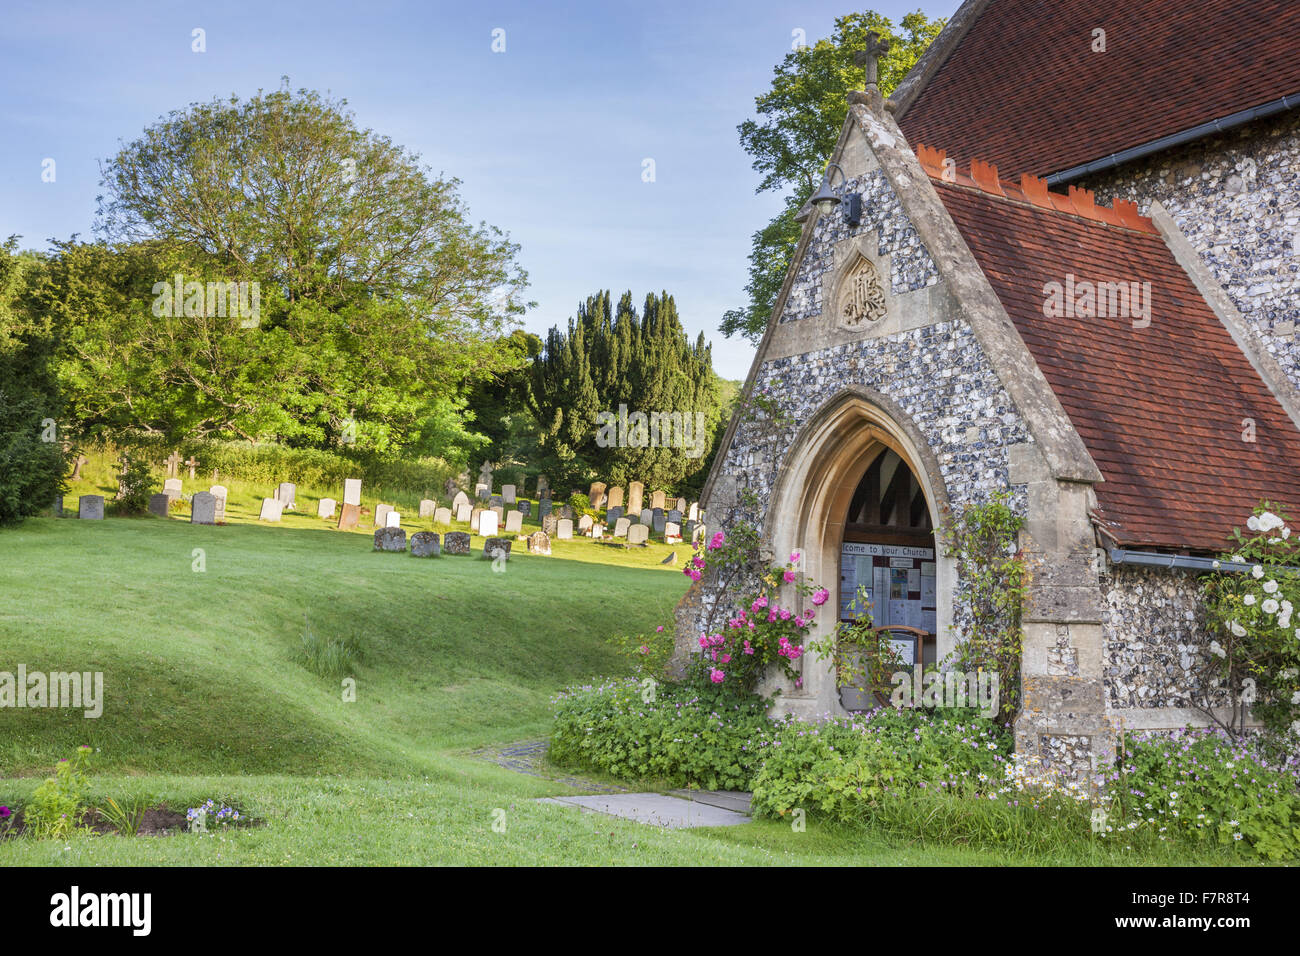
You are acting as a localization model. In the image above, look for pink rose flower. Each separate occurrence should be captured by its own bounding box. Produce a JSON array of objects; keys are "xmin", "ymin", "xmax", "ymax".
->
[
  {"xmin": 709, "ymin": 668, "xmax": 725, "ymax": 684},
  {"xmin": 811, "ymin": 588, "xmax": 829, "ymax": 606}
]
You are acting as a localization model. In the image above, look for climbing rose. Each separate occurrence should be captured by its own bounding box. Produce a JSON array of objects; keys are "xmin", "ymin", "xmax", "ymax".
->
[
  {"xmin": 783, "ymin": 569, "xmax": 797, "ymax": 583},
  {"xmin": 709, "ymin": 668, "xmax": 725, "ymax": 684},
  {"xmin": 709, "ymin": 532, "xmax": 725, "ymax": 550},
  {"xmin": 811, "ymin": 588, "xmax": 829, "ymax": 606}
]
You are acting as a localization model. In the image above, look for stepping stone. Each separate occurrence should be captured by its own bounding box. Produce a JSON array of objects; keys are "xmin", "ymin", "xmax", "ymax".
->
[{"xmin": 536, "ymin": 793, "xmax": 751, "ymax": 829}]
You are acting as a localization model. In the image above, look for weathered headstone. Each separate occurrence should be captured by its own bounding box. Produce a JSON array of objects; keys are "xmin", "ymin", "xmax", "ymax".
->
[
  {"xmin": 606, "ymin": 506, "xmax": 623, "ymax": 527},
  {"xmin": 627, "ymin": 481, "xmax": 644, "ymax": 515},
  {"xmin": 484, "ymin": 538, "xmax": 511, "ymax": 561},
  {"xmin": 652, "ymin": 509, "xmax": 666, "ymax": 533},
  {"xmin": 688, "ymin": 502, "xmax": 699, "ymax": 521},
  {"xmin": 640, "ymin": 508, "xmax": 653, "ymax": 525},
  {"xmin": 588, "ymin": 482, "xmax": 607, "ymax": 510},
  {"xmin": 277, "ymin": 482, "xmax": 296, "ymax": 510},
  {"xmin": 79, "ymin": 495, "xmax": 104, "ymax": 520},
  {"xmin": 165, "ymin": 451, "xmax": 181, "ymax": 478},
  {"xmin": 502, "ymin": 484, "xmax": 516, "ymax": 505},
  {"xmin": 537, "ymin": 498, "xmax": 552, "ymax": 518},
  {"xmin": 528, "ymin": 531, "xmax": 551, "ymax": 555},
  {"xmin": 556, "ymin": 518, "xmax": 574, "ymax": 540},
  {"xmin": 337, "ymin": 502, "xmax": 360, "ymax": 530},
  {"xmin": 535, "ymin": 476, "xmax": 549, "ymax": 497},
  {"xmin": 578, "ymin": 514, "xmax": 593, "ymax": 533},
  {"xmin": 489, "ymin": 494, "xmax": 504, "ymax": 510},
  {"xmin": 443, "ymin": 531, "xmax": 471, "ymax": 555},
  {"xmin": 683, "ymin": 519, "xmax": 695, "ymax": 542},
  {"xmin": 419, "ymin": 499, "xmax": 436, "ymax": 518},
  {"xmin": 560, "ymin": 504, "xmax": 574, "ymax": 521},
  {"xmin": 70, "ymin": 455, "xmax": 88, "ymax": 480},
  {"xmin": 344, "ymin": 478, "xmax": 362, "ymax": 507},
  {"xmin": 452, "ymin": 491, "xmax": 470, "ymax": 512},
  {"xmin": 542, "ymin": 514, "xmax": 558, "ymax": 536},
  {"xmin": 374, "ymin": 527, "xmax": 406, "ymax": 552},
  {"xmin": 186, "ymin": 456, "xmax": 199, "ymax": 479},
  {"xmin": 627, "ymin": 524, "xmax": 649, "ymax": 545},
  {"xmin": 505, "ymin": 510, "xmax": 523, "ymax": 533},
  {"xmin": 692, "ymin": 522, "xmax": 707, "ymax": 544},
  {"xmin": 191, "ymin": 491, "xmax": 216, "ymax": 525},
  {"xmin": 385, "ymin": 511, "xmax": 401, "ymax": 529},
  {"xmin": 479, "ymin": 510, "xmax": 499, "ymax": 537},
  {"xmin": 664, "ymin": 521, "xmax": 681, "ymax": 542},
  {"xmin": 613, "ymin": 517, "xmax": 630, "ymax": 537},
  {"xmin": 444, "ymin": 478, "xmax": 459, "ymax": 498},
  {"xmin": 455, "ymin": 503, "xmax": 472, "ymax": 523},
  {"xmin": 518, "ymin": 500, "xmax": 531, "ymax": 517},
  {"xmin": 410, "ymin": 531, "xmax": 440, "ymax": 557},
  {"xmin": 667, "ymin": 508, "xmax": 682, "ymax": 525},
  {"xmin": 318, "ymin": 498, "xmax": 337, "ymax": 519},
  {"xmin": 651, "ymin": 490, "xmax": 667, "ymax": 510},
  {"xmin": 491, "ymin": 505, "xmax": 504, "ymax": 524},
  {"xmin": 210, "ymin": 485, "xmax": 228, "ymax": 521},
  {"xmin": 434, "ymin": 507, "xmax": 452, "ymax": 525},
  {"xmin": 607, "ymin": 486, "xmax": 624, "ymax": 509},
  {"xmin": 675, "ymin": 497, "xmax": 687, "ymax": 513},
  {"xmin": 163, "ymin": 477, "xmax": 183, "ymax": 501},
  {"xmin": 374, "ymin": 504, "xmax": 393, "ymax": 529},
  {"xmin": 475, "ymin": 483, "xmax": 490, "ymax": 502},
  {"xmin": 259, "ymin": 498, "xmax": 283, "ymax": 522},
  {"xmin": 52, "ymin": 496, "xmax": 63, "ymax": 517},
  {"xmin": 470, "ymin": 508, "xmax": 482, "ymax": 533},
  {"xmin": 148, "ymin": 493, "xmax": 170, "ymax": 518}
]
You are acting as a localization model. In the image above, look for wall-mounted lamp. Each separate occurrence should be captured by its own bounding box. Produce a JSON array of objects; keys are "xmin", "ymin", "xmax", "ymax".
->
[{"xmin": 809, "ymin": 162, "xmax": 861, "ymax": 227}]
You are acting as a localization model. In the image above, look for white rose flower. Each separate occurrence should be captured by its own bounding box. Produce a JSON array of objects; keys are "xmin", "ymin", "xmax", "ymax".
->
[
  {"xmin": 1248, "ymin": 516, "xmax": 1261, "ymax": 531},
  {"xmin": 1263, "ymin": 598, "xmax": 1280, "ymax": 615},
  {"xmin": 1284, "ymin": 527, "xmax": 1292, "ymax": 539},
  {"xmin": 1231, "ymin": 554, "xmax": 1245, "ymax": 564},
  {"xmin": 1281, "ymin": 668, "xmax": 1299, "ymax": 680},
  {"xmin": 1292, "ymin": 691, "xmax": 1300, "ymax": 705},
  {"xmin": 1252, "ymin": 565, "xmax": 1265, "ymax": 579},
  {"xmin": 1230, "ymin": 620, "xmax": 1247, "ymax": 637},
  {"xmin": 1280, "ymin": 613, "xmax": 1293, "ymax": 630},
  {"xmin": 1260, "ymin": 512, "xmax": 1284, "ymax": 532},
  {"xmin": 1244, "ymin": 594, "xmax": 1256, "ymax": 605},
  {"xmin": 1283, "ymin": 601, "xmax": 1293, "ymax": 613},
  {"xmin": 1264, "ymin": 579, "xmax": 1279, "ymax": 593},
  {"xmin": 1209, "ymin": 640, "xmax": 1227, "ymax": 659}
]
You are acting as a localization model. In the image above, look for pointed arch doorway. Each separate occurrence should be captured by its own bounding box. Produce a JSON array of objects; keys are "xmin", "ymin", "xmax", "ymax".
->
[{"xmin": 762, "ymin": 388, "xmax": 955, "ymax": 719}]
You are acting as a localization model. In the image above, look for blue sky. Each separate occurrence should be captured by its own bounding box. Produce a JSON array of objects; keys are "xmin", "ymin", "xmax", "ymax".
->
[{"xmin": 0, "ymin": 0, "xmax": 956, "ymax": 379}]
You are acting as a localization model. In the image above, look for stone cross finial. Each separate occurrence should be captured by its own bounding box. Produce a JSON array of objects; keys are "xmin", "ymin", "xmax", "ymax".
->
[
  {"xmin": 186, "ymin": 456, "xmax": 198, "ymax": 479},
  {"xmin": 854, "ymin": 31, "xmax": 892, "ymax": 91}
]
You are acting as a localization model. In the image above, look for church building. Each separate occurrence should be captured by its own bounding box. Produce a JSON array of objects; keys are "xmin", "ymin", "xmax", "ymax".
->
[{"xmin": 678, "ymin": 0, "xmax": 1300, "ymax": 774}]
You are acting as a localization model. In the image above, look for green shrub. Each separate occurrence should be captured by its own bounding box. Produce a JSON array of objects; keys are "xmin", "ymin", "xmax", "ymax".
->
[
  {"xmin": 550, "ymin": 679, "xmax": 784, "ymax": 790},
  {"xmin": 1108, "ymin": 728, "xmax": 1300, "ymax": 861},
  {"xmin": 111, "ymin": 456, "xmax": 154, "ymax": 515},
  {"xmin": 750, "ymin": 707, "xmax": 1012, "ymax": 823},
  {"xmin": 24, "ymin": 746, "xmax": 94, "ymax": 839}
]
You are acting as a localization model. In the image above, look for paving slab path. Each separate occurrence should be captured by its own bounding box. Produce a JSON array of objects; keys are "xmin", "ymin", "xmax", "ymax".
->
[{"xmin": 538, "ymin": 793, "xmax": 751, "ymax": 829}]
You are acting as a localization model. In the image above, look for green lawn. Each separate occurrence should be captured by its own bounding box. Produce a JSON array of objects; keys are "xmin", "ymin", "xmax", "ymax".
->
[{"xmin": 0, "ymin": 511, "xmax": 1256, "ymax": 866}]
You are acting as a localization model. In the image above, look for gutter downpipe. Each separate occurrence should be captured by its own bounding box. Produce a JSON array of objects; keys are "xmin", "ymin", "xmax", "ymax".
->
[
  {"xmin": 1109, "ymin": 548, "xmax": 1300, "ymax": 575},
  {"xmin": 1045, "ymin": 94, "xmax": 1299, "ymax": 186}
]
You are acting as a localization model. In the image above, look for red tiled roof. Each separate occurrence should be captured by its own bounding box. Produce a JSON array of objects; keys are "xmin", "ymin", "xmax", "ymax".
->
[
  {"xmin": 924, "ymin": 156, "xmax": 1300, "ymax": 551},
  {"xmin": 899, "ymin": 0, "xmax": 1300, "ymax": 177}
]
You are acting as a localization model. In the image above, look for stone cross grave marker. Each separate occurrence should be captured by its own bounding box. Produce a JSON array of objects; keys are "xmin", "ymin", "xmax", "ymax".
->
[
  {"xmin": 71, "ymin": 455, "xmax": 88, "ymax": 480},
  {"xmin": 187, "ymin": 456, "xmax": 199, "ymax": 479},
  {"xmin": 191, "ymin": 491, "xmax": 216, "ymax": 525},
  {"xmin": 165, "ymin": 451, "xmax": 181, "ymax": 478}
]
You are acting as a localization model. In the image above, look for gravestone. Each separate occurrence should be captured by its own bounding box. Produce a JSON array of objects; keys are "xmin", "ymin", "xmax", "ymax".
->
[
  {"xmin": 337, "ymin": 503, "xmax": 360, "ymax": 530},
  {"xmin": 479, "ymin": 510, "xmax": 499, "ymax": 537},
  {"xmin": 688, "ymin": 502, "xmax": 699, "ymax": 521},
  {"xmin": 470, "ymin": 508, "xmax": 482, "ymax": 532},
  {"xmin": 502, "ymin": 484, "xmax": 516, "ymax": 505},
  {"xmin": 640, "ymin": 508, "xmax": 653, "ymax": 526},
  {"xmin": 692, "ymin": 523, "xmax": 707, "ymax": 544},
  {"xmin": 535, "ymin": 476, "xmax": 549, "ymax": 497},
  {"xmin": 277, "ymin": 482, "xmax": 296, "ymax": 510},
  {"xmin": 578, "ymin": 514, "xmax": 593, "ymax": 533},
  {"xmin": 210, "ymin": 485, "xmax": 228, "ymax": 521},
  {"xmin": 588, "ymin": 482, "xmax": 607, "ymax": 510},
  {"xmin": 683, "ymin": 519, "xmax": 695, "ymax": 542},
  {"xmin": 444, "ymin": 477, "xmax": 459, "ymax": 498},
  {"xmin": 191, "ymin": 491, "xmax": 217, "ymax": 525},
  {"xmin": 455, "ymin": 503, "xmax": 472, "ymax": 523},
  {"xmin": 318, "ymin": 498, "xmax": 337, "ymax": 519},
  {"xmin": 528, "ymin": 531, "xmax": 551, "ymax": 555},
  {"xmin": 374, "ymin": 504, "xmax": 393, "ymax": 529},
  {"xmin": 627, "ymin": 481, "xmax": 644, "ymax": 515},
  {"xmin": 607, "ymin": 486, "xmax": 624, "ymax": 509},
  {"xmin": 419, "ymin": 499, "xmax": 436, "ymax": 518},
  {"xmin": 627, "ymin": 524, "xmax": 649, "ymax": 545},
  {"xmin": 52, "ymin": 496, "xmax": 62, "ymax": 517},
  {"xmin": 542, "ymin": 514, "xmax": 558, "ymax": 536},
  {"xmin": 163, "ymin": 478, "xmax": 183, "ymax": 501},
  {"xmin": 475, "ymin": 483, "xmax": 490, "ymax": 502},
  {"xmin": 410, "ymin": 531, "xmax": 440, "ymax": 557},
  {"xmin": 560, "ymin": 505, "xmax": 574, "ymax": 521},
  {"xmin": 71, "ymin": 455, "xmax": 88, "ymax": 480},
  {"xmin": 79, "ymin": 495, "xmax": 104, "ymax": 520},
  {"xmin": 538, "ymin": 499, "xmax": 552, "ymax": 518},
  {"xmin": 518, "ymin": 500, "xmax": 531, "ymax": 517},
  {"xmin": 505, "ymin": 510, "xmax": 523, "ymax": 533},
  {"xmin": 667, "ymin": 508, "xmax": 682, "ymax": 525},
  {"xmin": 652, "ymin": 509, "xmax": 666, "ymax": 533},
  {"xmin": 613, "ymin": 517, "xmax": 630, "ymax": 537},
  {"xmin": 374, "ymin": 527, "xmax": 406, "ymax": 552},
  {"xmin": 452, "ymin": 491, "xmax": 470, "ymax": 512},
  {"xmin": 675, "ymin": 497, "xmax": 687, "ymax": 513},
  {"xmin": 491, "ymin": 505, "xmax": 504, "ymax": 525},
  {"xmin": 664, "ymin": 521, "xmax": 681, "ymax": 542},
  {"xmin": 187, "ymin": 456, "xmax": 199, "ymax": 479},
  {"xmin": 489, "ymin": 494, "xmax": 504, "ymax": 509},
  {"xmin": 259, "ymin": 498, "xmax": 284, "ymax": 522},
  {"xmin": 148, "ymin": 493, "xmax": 170, "ymax": 518},
  {"xmin": 484, "ymin": 538, "xmax": 512, "ymax": 561},
  {"xmin": 606, "ymin": 506, "xmax": 623, "ymax": 527},
  {"xmin": 434, "ymin": 507, "xmax": 452, "ymax": 525},
  {"xmin": 385, "ymin": 511, "xmax": 401, "ymax": 529},
  {"xmin": 556, "ymin": 518, "xmax": 574, "ymax": 540},
  {"xmin": 165, "ymin": 451, "xmax": 181, "ymax": 477},
  {"xmin": 651, "ymin": 490, "xmax": 667, "ymax": 510},
  {"xmin": 443, "ymin": 532, "xmax": 471, "ymax": 555},
  {"xmin": 344, "ymin": 478, "xmax": 363, "ymax": 507}
]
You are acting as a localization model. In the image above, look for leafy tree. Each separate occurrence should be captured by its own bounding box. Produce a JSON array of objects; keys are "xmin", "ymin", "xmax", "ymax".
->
[
  {"xmin": 463, "ymin": 328, "xmax": 544, "ymax": 474},
  {"xmin": 0, "ymin": 238, "xmax": 66, "ymax": 524},
  {"xmin": 527, "ymin": 291, "xmax": 721, "ymax": 492},
  {"xmin": 721, "ymin": 11, "xmax": 943, "ymax": 343}
]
